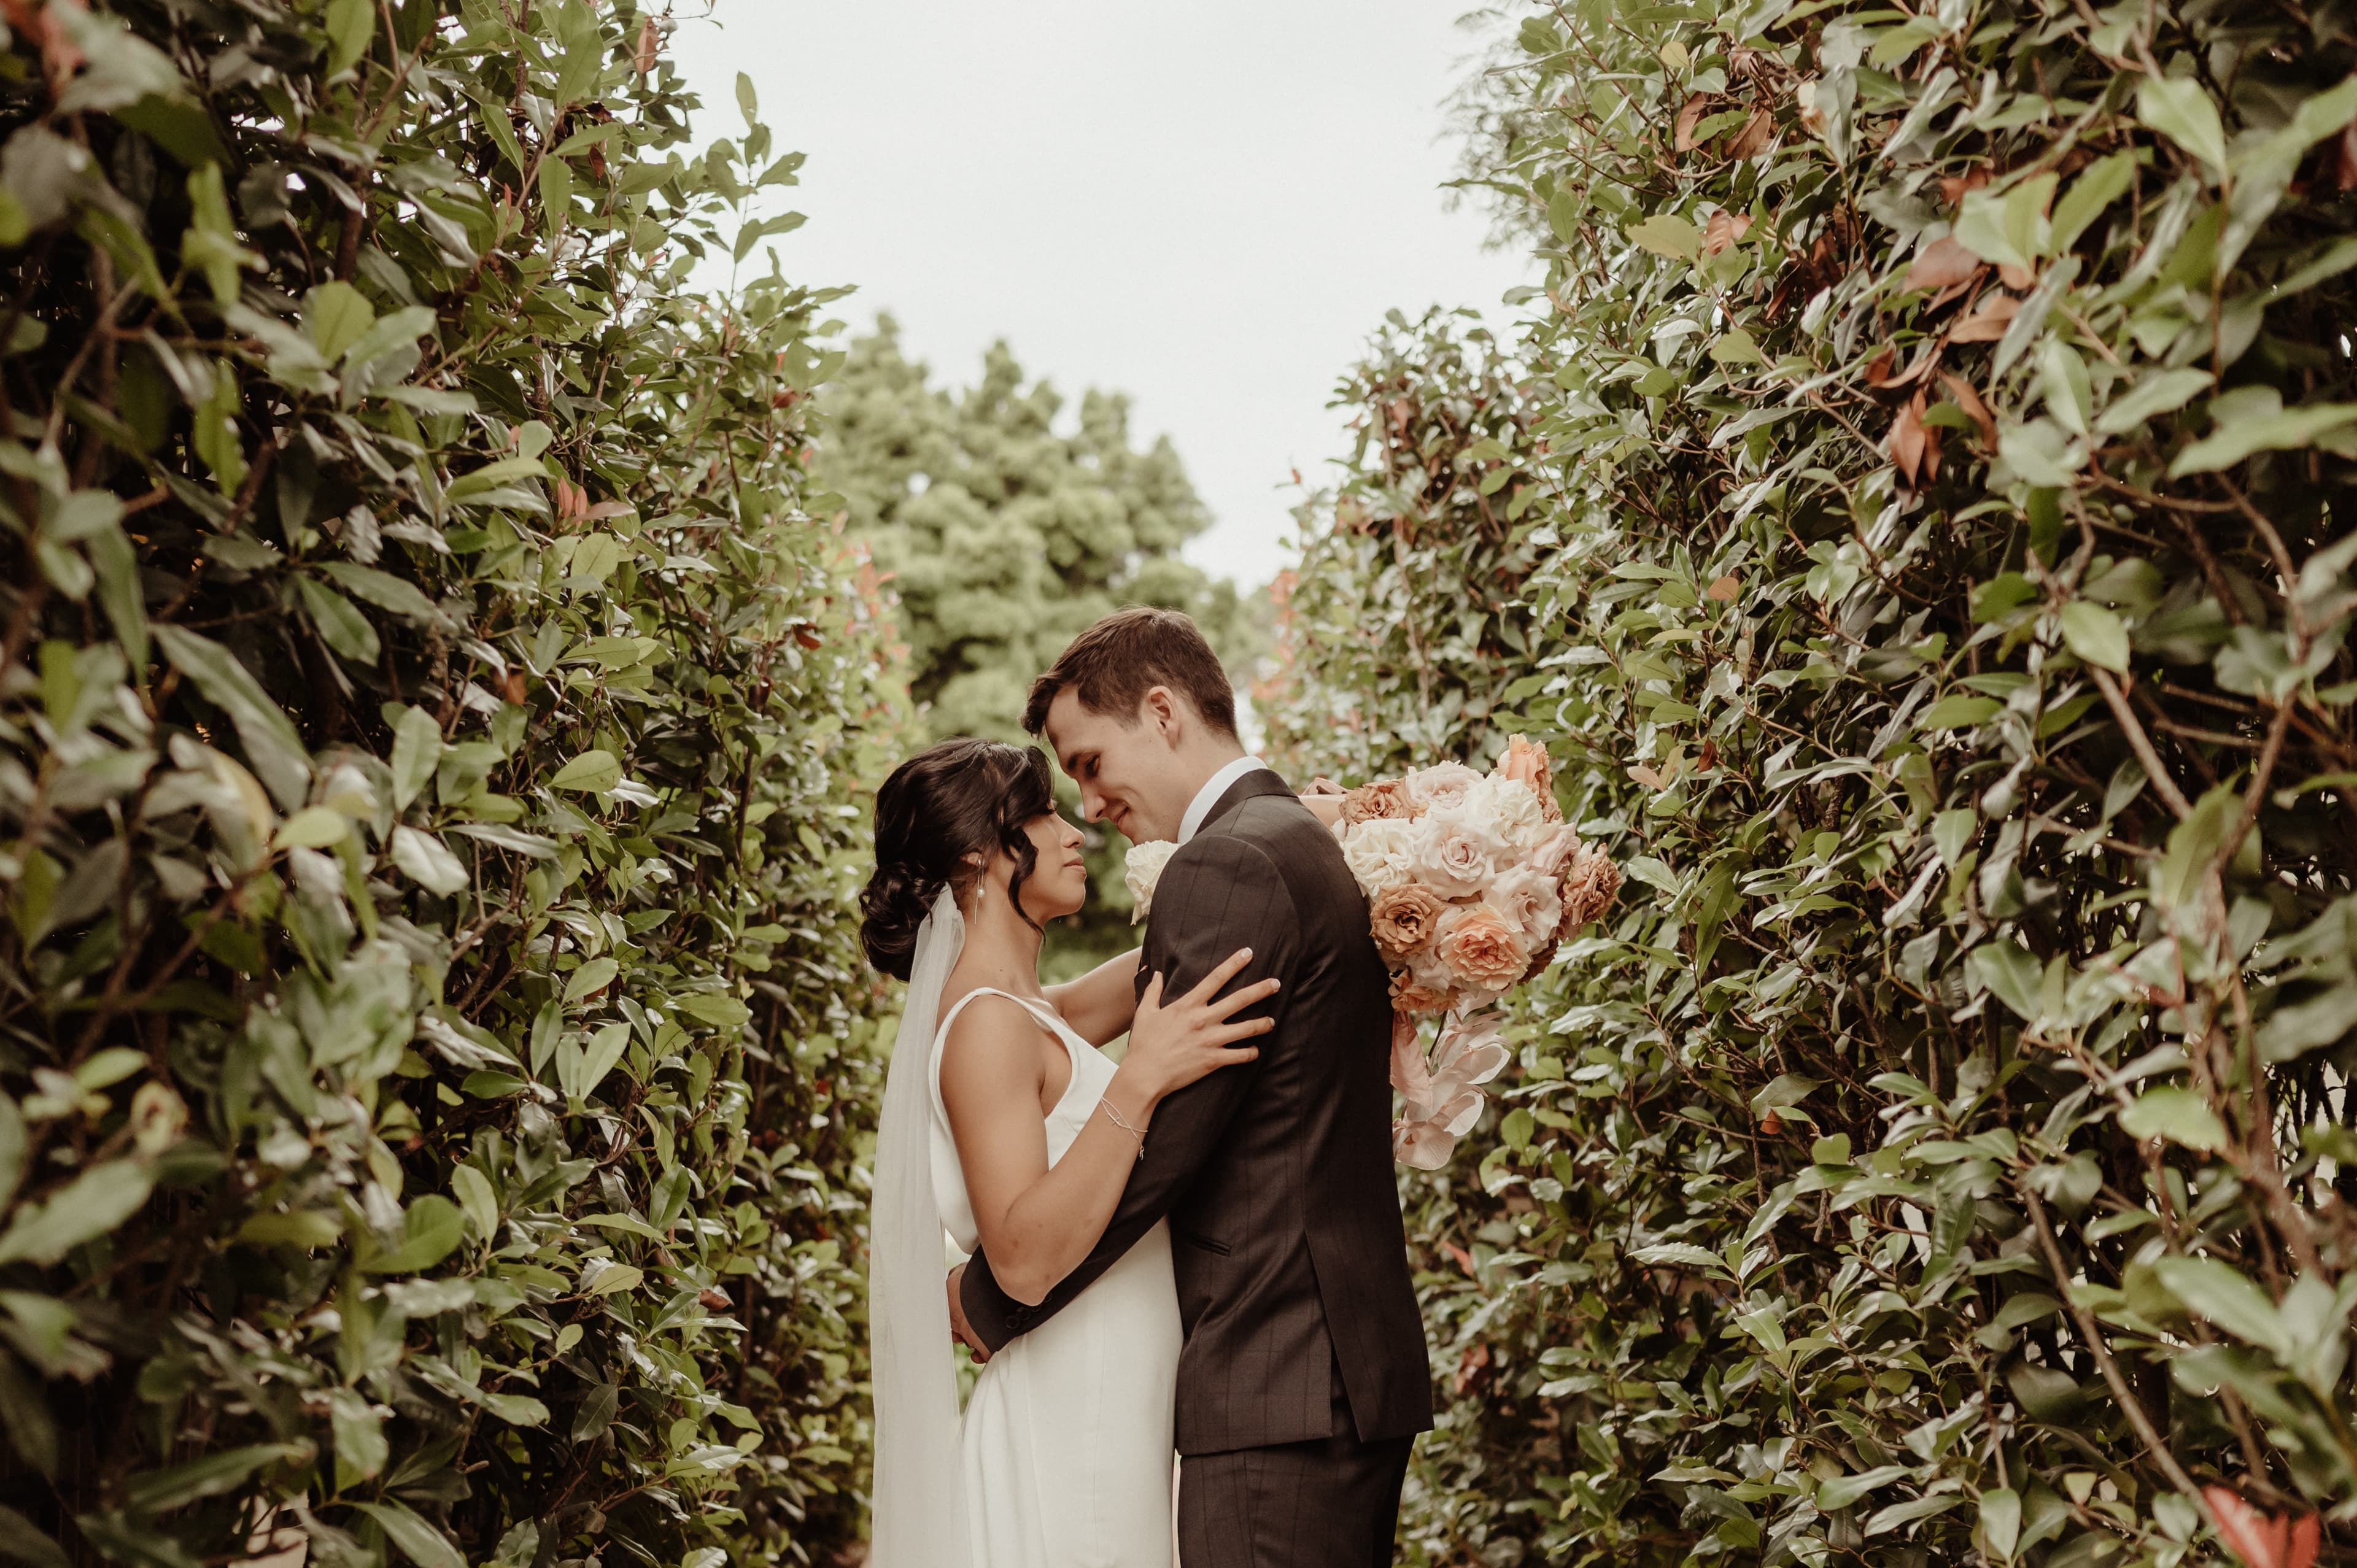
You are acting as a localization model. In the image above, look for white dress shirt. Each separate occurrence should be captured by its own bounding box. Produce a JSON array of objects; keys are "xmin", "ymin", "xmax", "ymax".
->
[{"xmin": 1178, "ymin": 755, "xmax": 1272, "ymax": 844}]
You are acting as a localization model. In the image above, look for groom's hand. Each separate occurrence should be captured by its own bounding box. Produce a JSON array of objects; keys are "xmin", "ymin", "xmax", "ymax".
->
[{"xmin": 946, "ymin": 1262, "xmax": 991, "ymax": 1363}]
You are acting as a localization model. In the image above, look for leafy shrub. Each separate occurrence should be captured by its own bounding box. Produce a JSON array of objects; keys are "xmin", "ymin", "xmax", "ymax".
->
[
  {"xmin": 0, "ymin": 5, "xmax": 899, "ymax": 1567},
  {"xmin": 1269, "ymin": 0, "xmax": 2357, "ymax": 1559}
]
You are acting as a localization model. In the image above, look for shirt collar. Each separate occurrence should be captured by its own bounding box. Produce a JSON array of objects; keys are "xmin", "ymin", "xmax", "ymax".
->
[{"xmin": 1178, "ymin": 755, "xmax": 1271, "ymax": 844}]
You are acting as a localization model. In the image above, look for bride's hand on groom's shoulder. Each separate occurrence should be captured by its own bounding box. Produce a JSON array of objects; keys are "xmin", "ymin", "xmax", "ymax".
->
[{"xmin": 1117, "ymin": 948, "xmax": 1279, "ymax": 1106}]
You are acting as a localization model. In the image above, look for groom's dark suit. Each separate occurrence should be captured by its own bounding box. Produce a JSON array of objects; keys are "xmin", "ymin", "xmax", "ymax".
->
[{"xmin": 961, "ymin": 769, "xmax": 1431, "ymax": 1566}]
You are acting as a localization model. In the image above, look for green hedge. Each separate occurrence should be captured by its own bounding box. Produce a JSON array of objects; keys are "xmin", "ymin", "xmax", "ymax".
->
[
  {"xmin": 0, "ymin": 5, "xmax": 897, "ymax": 1567},
  {"xmin": 1266, "ymin": 0, "xmax": 2357, "ymax": 1558}
]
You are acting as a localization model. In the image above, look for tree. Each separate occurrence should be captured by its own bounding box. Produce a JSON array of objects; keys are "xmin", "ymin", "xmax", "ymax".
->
[
  {"xmin": 1268, "ymin": 0, "xmax": 2357, "ymax": 1562},
  {"xmin": 0, "ymin": 6, "xmax": 898, "ymax": 1566},
  {"xmin": 816, "ymin": 319, "xmax": 1262, "ymax": 967}
]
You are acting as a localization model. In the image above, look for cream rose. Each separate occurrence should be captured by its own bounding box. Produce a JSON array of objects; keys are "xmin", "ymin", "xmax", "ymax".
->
[
  {"xmin": 1463, "ymin": 774, "xmax": 1549, "ymax": 855},
  {"xmin": 1406, "ymin": 760, "xmax": 1484, "ymax": 811},
  {"xmin": 1339, "ymin": 816, "xmax": 1421, "ymax": 896},
  {"xmin": 1123, "ymin": 840, "xmax": 1177, "ymax": 924},
  {"xmin": 1411, "ymin": 807, "xmax": 1509, "ymax": 898},
  {"xmin": 1492, "ymin": 863, "xmax": 1565, "ymax": 946}
]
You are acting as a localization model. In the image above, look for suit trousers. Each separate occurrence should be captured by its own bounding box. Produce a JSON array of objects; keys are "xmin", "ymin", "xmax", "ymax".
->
[{"xmin": 1175, "ymin": 1361, "xmax": 1412, "ymax": 1568}]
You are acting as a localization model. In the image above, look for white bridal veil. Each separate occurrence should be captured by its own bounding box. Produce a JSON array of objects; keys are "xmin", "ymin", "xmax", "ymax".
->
[{"xmin": 868, "ymin": 886, "xmax": 972, "ymax": 1567}]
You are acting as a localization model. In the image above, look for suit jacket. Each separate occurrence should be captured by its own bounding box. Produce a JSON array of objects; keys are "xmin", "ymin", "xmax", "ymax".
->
[{"xmin": 959, "ymin": 770, "xmax": 1432, "ymax": 1454}]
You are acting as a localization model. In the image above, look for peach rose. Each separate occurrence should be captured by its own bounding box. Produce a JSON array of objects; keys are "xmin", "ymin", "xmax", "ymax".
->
[
  {"xmin": 1341, "ymin": 778, "xmax": 1424, "ymax": 826},
  {"xmin": 1492, "ymin": 735, "xmax": 1563, "ymax": 823},
  {"xmin": 1390, "ymin": 968, "xmax": 1460, "ymax": 1016},
  {"xmin": 1369, "ymin": 882, "xmax": 1450, "ymax": 962},
  {"xmin": 1434, "ymin": 903, "xmax": 1530, "ymax": 995},
  {"xmin": 1560, "ymin": 843, "xmax": 1624, "ymax": 932},
  {"xmin": 1406, "ymin": 760, "xmax": 1483, "ymax": 811}
]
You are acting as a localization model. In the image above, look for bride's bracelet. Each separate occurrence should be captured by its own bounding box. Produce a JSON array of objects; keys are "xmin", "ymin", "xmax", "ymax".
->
[{"xmin": 1097, "ymin": 1097, "xmax": 1146, "ymax": 1159}]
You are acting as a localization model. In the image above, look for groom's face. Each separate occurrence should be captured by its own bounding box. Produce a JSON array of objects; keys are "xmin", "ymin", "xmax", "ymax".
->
[{"xmin": 1042, "ymin": 688, "xmax": 1188, "ymax": 844}]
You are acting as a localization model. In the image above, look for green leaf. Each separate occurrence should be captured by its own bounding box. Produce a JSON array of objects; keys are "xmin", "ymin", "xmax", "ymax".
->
[
  {"xmin": 0, "ymin": 1161, "xmax": 155, "ymax": 1265},
  {"xmin": 2049, "ymin": 151, "xmax": 2135, "ymax": 254},
  {"xmin": 125, "ymin": 1443, "xmax": 298, "ymax": 1513},
  {"xmin": 675, "ymin": 993, "xmax": 751, "ymax": 1029},
  {"xmin": 1970, "ymin": 942, "xmax": 2042, "ymax": 1020},
  {"xmin": 2059, "ymin": 601, "xmax": 2129, "ymax": 672},
  {"xmin": 1979, "ymin": 1488, "xmax": 2022, "ymax": 1561},
  {"xmin": 0, "ymin": 1506, "xmax": 69, "ymax": 1568},
  {"xmin": 389, "ymin": 705, "xmax": 443, "ymax": 813},
  {"xmin": 2095, "ymin": 368, "xmax": 2213, "ymax": 435},
  {"xmin": 549, "ymin": 749, "xmax": 622, "ymax": 794},
  {"xmin": 272, "ymin": 806, "xmax": 350, "ymax": 850},
  {"xmin": 389, "ymin": 826, "xmax": 469, "ymax": 895},
  {"xmin": 451, "ymin": 1164, "xmax": 499, "ymax": 1242},
  {"xmin": 323, "ymin": 0, "xmax": 373, "ymax": 75},
  {"xmin": 1709, "ymin": 327, "xmax": 1762, "ymax": 367},
  {"xmin": 584, "ymin": 1262, "xmax": 644, "ymax": 1296},
  {"xmin": 2153, "ymin": 1256, "xmax": 2286, "ymax": 1356},
  {"xmin": 2119, "ymin": 1086, "xmax": 2229, "ymax": 1153},
  {"xmin": 2168, "ymin": 388, "xmax": 2357, "ymax": 476},
  {"xmin": 2138, "ymin": 76, "xmax": 2229, "ymax": 174},
  {"xmin": 351, "ymin": 1502, "xmax": 465, "ymax": 1568},
  {"xmin": 303, "ymin": 280, "xmax": 376, "ymax": 361},
  {"xmin": 153, "ymin": 627, "xmax": 311, "ymax": 810},
  {"xmin": 296, "ymin": 577, "xmax": 381, "ymax": 664},
  {"xmin": 446, "ymin": 455, "xmax": 551, "ymax": 501},
  {"xmin": 565, "ymin": 957, "xmax": 621, "ymax": 1005},
  {"xmin": 317, "ymin": 562, "xmax": 447, "ymax": 626},
  {"xmin": 1917, "ymin": 695, "xmax": 2000, "ymax": 730},
  {"xmin": 1819, "ymin": 1465, "xmax": 1909, "ymax": 1512},
  {"xmin": 1628, "ymin": 214, "xmax": 1700, "ymax": 261},
  {"xmin": 365, "ymin": 1194, "xmax": 465, "ymax": 1275}
]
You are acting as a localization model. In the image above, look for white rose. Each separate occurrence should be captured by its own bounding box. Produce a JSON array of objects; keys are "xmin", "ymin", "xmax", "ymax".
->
[
  {"xmin": 1339, "ymin": 816, "xmax": 1421, "ymax": 896},
  {"xmin": 1406, "ymin": 760, "xmax": 1483, "ymax": 811},
  {"xmin": 1463, "ymin": 774, "xmax": 1548, "ymax": 853},
  {"xmin": 1492, "ymin": 863, "xmax": 1564, "ymax": 946},
  {"xmin": 1123, "ymin": 840, "xmax": 1177, "ymax": 924},
  {"xmin": 1411, "ymin": 806, "xmax": 1509, "ymax": 898}
]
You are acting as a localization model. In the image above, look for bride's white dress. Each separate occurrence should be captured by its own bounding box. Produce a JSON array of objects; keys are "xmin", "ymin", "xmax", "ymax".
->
[{"xmin": 927, "ymin": 987, "xmax": 1183, "ymax": 1567}]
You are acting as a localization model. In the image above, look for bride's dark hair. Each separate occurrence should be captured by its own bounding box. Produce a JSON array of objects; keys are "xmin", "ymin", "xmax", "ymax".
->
[{"xmin": 860, "ymin": 738, "xmax": 1058, "ymax": 979}]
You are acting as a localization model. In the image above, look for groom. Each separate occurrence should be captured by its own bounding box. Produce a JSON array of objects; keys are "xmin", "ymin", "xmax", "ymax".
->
[{"xmin": 948, "ymin": 606, "xmax": 1431, "ymax": 1565}]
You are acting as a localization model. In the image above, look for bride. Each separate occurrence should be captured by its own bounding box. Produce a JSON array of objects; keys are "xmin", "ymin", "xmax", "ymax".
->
[{"xmin": 859, "ymin": 736, "xmax": 1277, "ymax": 1566}]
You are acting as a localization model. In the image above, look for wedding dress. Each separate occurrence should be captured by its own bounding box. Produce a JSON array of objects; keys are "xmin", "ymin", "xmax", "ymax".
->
[
  {"xmin": 869, "ymin": 889, "xmax": 1180, "ymax": 1568},
  {"xmin": 931, "ymin": 987, "xmax": 1182, "ymax": 1566}
]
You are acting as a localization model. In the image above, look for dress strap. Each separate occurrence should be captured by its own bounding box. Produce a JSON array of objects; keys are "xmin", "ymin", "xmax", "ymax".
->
[{"xmin": 932, "ymin": 987, "xmax": 1082, "ymax": 1061}]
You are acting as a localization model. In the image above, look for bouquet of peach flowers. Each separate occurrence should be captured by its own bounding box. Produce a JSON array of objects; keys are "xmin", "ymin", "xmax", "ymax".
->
[{"xmin": 1331, "ymin": 736, "xmax": 1621, "ymax": 1167}]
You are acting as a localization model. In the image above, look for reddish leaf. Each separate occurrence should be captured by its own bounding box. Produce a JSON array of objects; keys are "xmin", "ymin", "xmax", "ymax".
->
[
  {"xmin": 1706, "ymin": 574, "xmax": 1741, "ymax": 601},
  {"xmin": 2205, "ymin": 1488, "xmax": 2313, "ymax": 1568},
  {"xmin": 1939, "ymin": 371, "xmax": 1999, "ymax": 447},
  {"xmin": 1675, "ymin": 93, "xmax": 1712, "ymax": 152},
  {"xmin": 1905, "ymin": 236, "xmax": 1982, "ymax": 293},
  {"xmin": 1725, "ymin": 106, "xmax": 1775, "ymax": 161},
  {"xmin": 1948, "ymin": 293, "xmax": 2021, "ymax": 342},
  {"xmin": 1703, "ymin": 210, "xmax": 1753, "ymax": 255},
  {"xmin": 1889, "ymin": 393, "xmax": 1928, "ymax": 484},
  {"xmin": 1997, "ymin": 261, "xmax": 2037, "ymax": 291},
  {"xmin": 1940, "ymin": 168, "xmax": 1992, "ymax": 206}
]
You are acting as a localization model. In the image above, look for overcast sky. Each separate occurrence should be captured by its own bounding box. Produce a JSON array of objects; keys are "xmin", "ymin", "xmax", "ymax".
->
[{"xmin": 669, "ymin": 1, "xmax": 1533, "ymax": 592}]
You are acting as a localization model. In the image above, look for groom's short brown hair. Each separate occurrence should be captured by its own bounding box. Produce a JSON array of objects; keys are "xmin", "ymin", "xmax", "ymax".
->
[{"xmin": 1023, "ymin": 607, "xmax": 1239, "ymax": 739}]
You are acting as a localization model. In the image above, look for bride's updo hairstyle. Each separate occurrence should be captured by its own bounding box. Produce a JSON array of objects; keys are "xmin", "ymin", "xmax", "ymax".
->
[{"xmin": 860, "ymin": 738, "xmax": 1057, "ymax": 979}]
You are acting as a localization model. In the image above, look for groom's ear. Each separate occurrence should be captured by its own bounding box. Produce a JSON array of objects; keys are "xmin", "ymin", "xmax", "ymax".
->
[{"xmin": 1139, "ymin": 685, "xmax": 1185, "ymax": 741}]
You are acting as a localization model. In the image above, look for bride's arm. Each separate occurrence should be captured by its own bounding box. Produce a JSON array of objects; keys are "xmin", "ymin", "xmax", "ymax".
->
[
  {"xmin": 940, "ymin": 960, "xmax": 1275, "ymax": 1307},
  {"xmin": 1042, "ymin": 948, "xmax": 1144, "ymax": 1046}
]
